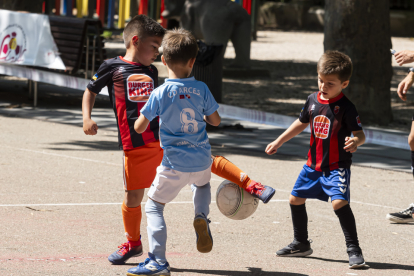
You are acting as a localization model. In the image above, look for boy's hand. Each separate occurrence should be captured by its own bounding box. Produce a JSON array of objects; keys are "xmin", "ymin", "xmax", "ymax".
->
[
  {"xmin": 265, "ymin": 141, "xmax": 281, "ymax": 155},
  {"xmin": 344, "ymin": 137, "xmax": 358, "ymax": 153},
  {"xmin": 83, "ymin": 119, "xmax": 98, "ymax": 135},
  {"xmin": 397, "ymin": 72, "xmax": 414, "ymax": 101},
  {"xmin": 394, "ymin": 50, "xmax": 414, "ymax": 66}
]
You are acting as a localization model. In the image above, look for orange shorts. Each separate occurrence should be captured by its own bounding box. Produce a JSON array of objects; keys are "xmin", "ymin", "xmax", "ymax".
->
[{"xmin": 123, "ymin": 141, "xmax": 163, "ymax": 190}]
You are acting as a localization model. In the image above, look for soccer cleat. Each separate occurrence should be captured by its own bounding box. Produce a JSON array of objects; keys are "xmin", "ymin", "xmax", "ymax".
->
[
  {"xmin": 108, "ymin": 241, "xmax": 143, "ymax": 265},
  {"xmin": 193, "ymin": 213, "xmax": 213, "ymax": 253},
  {"xmin": 276, "ymin": 239, "xmax": 313, "ymax": 257},
  {"xmin": 245, "ymin": 181, "xmax": 276, "ymax": 203},
  {"xmin": 127, "ymin": 253, "xmax": 170, "ymax": 276},
  {"xmin": 386, "ymin": 203, "xmax": 414, "ymax": 223},
  {"xmin": 347, "ymin": 246, "xmax": 366, "ymax": 269}
]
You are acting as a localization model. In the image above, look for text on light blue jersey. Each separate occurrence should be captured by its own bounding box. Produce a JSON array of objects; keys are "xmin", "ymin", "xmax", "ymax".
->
[{"xmin": 140, "ymin": 76, "xmax": 219, "ymax": 172}]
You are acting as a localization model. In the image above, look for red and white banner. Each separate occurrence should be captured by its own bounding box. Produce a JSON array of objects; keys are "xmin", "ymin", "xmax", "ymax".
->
[{"xmin": 0, "ymin": 9, "xmax": 65, "ymax": 70}]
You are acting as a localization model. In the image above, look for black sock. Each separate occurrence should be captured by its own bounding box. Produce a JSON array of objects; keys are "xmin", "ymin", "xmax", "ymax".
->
[
  {"xmin": 411, "ymin": 151, "xmax": 414, "ymax": 176},
  {"xmin": 335, "ymin": 204, "xmax": 359, "ymax": 248},
  {"xmin": 290, "ymin": 203, "xmax": 308, "ymax": 244}
]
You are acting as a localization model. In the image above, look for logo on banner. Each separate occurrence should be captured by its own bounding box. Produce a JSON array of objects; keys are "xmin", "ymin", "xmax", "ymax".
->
[
  {"xmin": 313, "ymin": 115, "xmax": 330, "ymax": 139},
  {"xmin": 0, "ymin": 24, "xmax": 27, "ymax": 62},
  {"xmin": 334, "ymin": 105, "xmax": 340, "ymax": 115},
  {"xmin": 356, "ymin": 116, "xmax": 362, "ymax": 127},
  {"xmin": 127, "ymin": 74, "xmax": 154, "ymax": 102}
]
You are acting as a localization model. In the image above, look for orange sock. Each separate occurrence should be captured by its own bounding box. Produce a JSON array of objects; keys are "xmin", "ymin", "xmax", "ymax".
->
[
  {"xmin": 211, "ymin": 156, "xmax": 252, "ymax": 189},
  {"xmin": 122, "ymin": 202, "xmax": 142, "ymax": 245}
]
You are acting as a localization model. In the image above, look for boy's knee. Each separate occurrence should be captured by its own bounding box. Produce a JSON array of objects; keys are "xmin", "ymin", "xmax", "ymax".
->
[
  {"xmin": 289, "ymin": 194, "xmax": 306, "ymax": 205},
  {"xmin": 145, "ymin": 199, "xmax": 165, "ymax": 213},
  {"xmin": 124, "ymin": 189, "xmax": 145, "ymax": 208},
  {"xmin": 331, "ymin": 199, "xmax": 349, "ymax": 211}
]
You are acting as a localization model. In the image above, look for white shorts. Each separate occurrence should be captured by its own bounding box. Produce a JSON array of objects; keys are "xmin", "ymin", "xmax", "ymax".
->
[{"xmin": 147, "ymin": 165, "xmax": 212, "ymax": 204}]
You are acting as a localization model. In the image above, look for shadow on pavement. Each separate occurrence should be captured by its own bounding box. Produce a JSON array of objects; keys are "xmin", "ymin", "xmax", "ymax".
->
[
  {"xmin": 46, "ymin": 140, "xmax": 120, "ymax": 151},
  {"xmin": 171, "ymin": 267, "xmax": 307, "ymax": 276},
  {"xmin": 308, "ymin": 256, "xmax": 414, "ymax": 271}
]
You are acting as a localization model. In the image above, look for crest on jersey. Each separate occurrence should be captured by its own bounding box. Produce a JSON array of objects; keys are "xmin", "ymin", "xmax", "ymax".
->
[
  {"xmin": 334, "ymin": 105, "xmax": 340, "ymax": 115},
  {"xmin": 313, "ymin": 115, "xmax": 330, "ymax": 139},
  {"xmin": 0, "ymin": 25, "xmax": 27, "ymax": 63},
  {"xmin": 127, "ymin": 74, "xmax": 154, "ymax": 102},
  {"xmin": 356, "ymin": 116, "xmax": 362, "ymax": 127}
]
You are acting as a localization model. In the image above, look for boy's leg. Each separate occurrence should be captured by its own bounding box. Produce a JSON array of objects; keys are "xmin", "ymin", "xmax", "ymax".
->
[
  {"xmin": 211, "ymin": 155, "xmax": 275, "ymax": 203},
  {"xmin": 191, "ymin": 182, "xmax": 213, "ymax": 253},
  {"xmin": 145, "ymin": 199, "xmax": 168, "ymax": 264},
  {"xmin": 276, "ymin": 195, "xmax": 313, "ymax": 257},
  {"xmin": 127, "ymin": 198, "xmax": 170, "ymax": 276},
  {"xmin": 323, "ymin": 168, "xmax": 365, "ymax": 268},
  {"xmin": 191, "ymin": 167, "xmax": 213, "ymax": 253},
  {"xmin": 332, "ymin": 200, "xmax": 359, "ymax": 248},
  {"xmin": 289, "ymin": 195, "xmax": 308, "ymax": 244},
  {"xmin": 109, "ymin": 143, "xmax": 163, "ymax": 265},
  {"xmin": 277, "ymin": 165, "xmax": 325, "ymax": 257},
  {"xmin": 386, "ymin": 121, "xmax": 414, "ymax": 222},
  {"xmin": 408, "ymin": 120, "xmax": 414, "ymax": 177}
]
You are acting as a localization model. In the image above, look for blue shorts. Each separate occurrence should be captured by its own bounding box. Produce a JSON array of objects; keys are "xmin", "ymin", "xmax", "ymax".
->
[{"xmin": 291, "ymin": 165, "xmax": 351, "ymax": 202}]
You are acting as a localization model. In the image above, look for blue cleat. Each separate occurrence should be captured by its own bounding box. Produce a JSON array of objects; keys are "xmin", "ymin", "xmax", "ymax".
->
[
  {"xmin": 108, "ymin": 241, "xmax": 143, "ymax": 265},
  {"xmin": 193, "ymin": 213, "xmax": 213, "ymax": 253},
  {"xmin": 245, "ymin": 181, "xmax": 276, "ymax": 203},
  {"xmin": 127, "ymin": 253, "xmax": 170, "ymax": 276}
]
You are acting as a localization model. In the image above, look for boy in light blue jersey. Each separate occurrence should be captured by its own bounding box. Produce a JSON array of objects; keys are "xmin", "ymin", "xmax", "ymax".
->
[{"xmin": 128, "ymin": 29, "xmax": 220, "ymax": 276}]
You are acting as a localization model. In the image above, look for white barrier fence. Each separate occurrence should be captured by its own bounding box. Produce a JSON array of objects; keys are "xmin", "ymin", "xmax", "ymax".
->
[{"xmin": 0, "ymin": 63, "xmax": 409, "ymax": 151}]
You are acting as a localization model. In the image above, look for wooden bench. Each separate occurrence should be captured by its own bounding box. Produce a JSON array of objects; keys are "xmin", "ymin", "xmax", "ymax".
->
[{"xmin": 48, "ymin": 16, "xmax": 107, "ymax": 78}]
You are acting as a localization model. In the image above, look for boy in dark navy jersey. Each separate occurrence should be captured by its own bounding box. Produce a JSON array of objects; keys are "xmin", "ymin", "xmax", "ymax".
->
[
  {"xmin": 82, "ymin": 15, "xmax": 166, "ymax": 265},
  {"xmin": 266, "ymin": 51, "xmax": 367, "ymax": 269},
  {"xmin": 82, "ymin": 15, "xmax": 275, "ymax": 266}
]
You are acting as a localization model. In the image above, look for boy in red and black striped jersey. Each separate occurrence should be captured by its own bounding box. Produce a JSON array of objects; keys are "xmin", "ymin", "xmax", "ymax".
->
[
  {"xmin": 82, "ymin": 15, "xmax": 275, "ymax": 266},
  {"xmin": 266, "ymin": 51, "xmax": 367, "ymax": 269}
]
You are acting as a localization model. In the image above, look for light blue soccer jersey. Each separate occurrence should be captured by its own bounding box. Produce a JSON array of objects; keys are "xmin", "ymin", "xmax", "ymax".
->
[{"xmin": 140, "ymin": 76, "xmax": 219, "ymax": 172}]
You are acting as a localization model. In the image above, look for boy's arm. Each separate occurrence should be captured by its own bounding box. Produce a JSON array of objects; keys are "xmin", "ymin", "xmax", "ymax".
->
[
  {"xmin": 266, "ymin": 119, "xmax": 309, "ymax": 155},
  {"xmin": 134, "ymin": 114, "xmax": 150, "ymax": 134},
  {"xmin": 82, "ymin": 89, "xmax": 99, "ymax": 135},
  {"xmin": 344, "ymin": 130, "xmax": 365, "ymax": 153},
  {"xmin": 204, "ymin": 111, "xmax": 221, "ymax": 126}
]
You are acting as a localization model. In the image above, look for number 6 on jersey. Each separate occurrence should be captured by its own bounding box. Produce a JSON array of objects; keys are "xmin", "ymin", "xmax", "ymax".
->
[{"xmin": 180, "ymin": 108, "xmax": 199, "ymax": 134}]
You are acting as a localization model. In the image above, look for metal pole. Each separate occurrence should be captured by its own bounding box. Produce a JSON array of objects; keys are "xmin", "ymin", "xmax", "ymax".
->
[
  {"xmin": 28, "ymin": 79, "xmax": 33, "ymax": 99},
  {"xmin": 85, "ymin": 36, "xmax": 89, "ymax": 79},
  {"xmin": 92, "ymin": 35, "xmax": 97, "ymax": 75},
  {"xmin": 107, "ymin": 0, "xmax": 115, "ymax": 29},
  {"xmin": 33, "ymin": 81, "xmax": 38, "ymax": 107}
]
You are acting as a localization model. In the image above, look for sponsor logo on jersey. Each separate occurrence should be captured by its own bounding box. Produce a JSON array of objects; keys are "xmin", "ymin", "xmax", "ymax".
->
[
  {"xmin": 313, "ymin": 115, "xmax": 330, "ymax": 139},
  {"xmin": 334, "ymin": 105, "xmax": 340, "ymax": 115},
  {"xmin": 311, "ymin": 104, "xmax": 315, "ymax": 111},
  {"xmin": 127, "ymin": 74, "xmax": 154, "ymax": 102},
  {"xmin": 356, "ymin": 116, "xmax": 362, "ymax": 127},
  {"xmin": 92, "ymin": 73, "xmax": 98, "ymax": 80},
  {"xmin": 186, "ymin": 94, "xmax": 191, "ymax": 99},
  {"xmin": 179, "ymin": 95, "xmax": 185, "ymax": 99}
]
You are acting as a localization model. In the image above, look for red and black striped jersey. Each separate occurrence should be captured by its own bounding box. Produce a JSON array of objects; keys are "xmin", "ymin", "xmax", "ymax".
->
[
  {"xmin": 299, "ymin": 92, "xmax": 363, "ymax": 172},
  {"xmin": 87, "ymin": 56, "xmax": 159, "ymax": 150}
]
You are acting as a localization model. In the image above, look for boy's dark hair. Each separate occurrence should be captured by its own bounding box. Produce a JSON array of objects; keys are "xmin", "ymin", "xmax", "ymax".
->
[
  {"xmin": 162, "ymin": 28, "xmax": 198, "ymax": 65},
  {"xmin": 123, "ymin": 15, "xmax": 166, "ymax": 48},
  {"xmin": 317, "ymin": 50, "xmax": 353, "ymax": 82}
]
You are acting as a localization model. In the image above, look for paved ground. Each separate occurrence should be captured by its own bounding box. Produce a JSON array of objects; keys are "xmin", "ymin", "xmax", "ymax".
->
[
  {"xmin": 1, "ymin": 30, "xmax": 414, "ymax": 276},
  {"xmin": 1, "ymin": 114, "xmax": 414, "ymax": 276}
]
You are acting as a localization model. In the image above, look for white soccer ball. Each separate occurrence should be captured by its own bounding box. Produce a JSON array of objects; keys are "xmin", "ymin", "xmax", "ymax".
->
[{"xmin": 216, "ymin": 180, "xmax": 259, "ymax": 220}]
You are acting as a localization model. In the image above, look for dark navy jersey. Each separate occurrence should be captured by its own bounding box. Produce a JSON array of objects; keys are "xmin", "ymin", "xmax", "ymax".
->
[
  {"xmin": 87, "ymin": 56, "xmax": 159, "ymax": 150},
  {"xmin": 299, "ymin": 92, "xmax": 363, "ymax": 172}
]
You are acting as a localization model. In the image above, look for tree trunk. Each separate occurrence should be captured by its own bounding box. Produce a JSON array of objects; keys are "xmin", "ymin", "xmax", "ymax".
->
[
  {"xmin": 324, "ymin": 0, "xmax": 393, "ymax": 125},
  {"xmin": 1, "ymin": 0, "xmax": 44, "ymax": 14}
]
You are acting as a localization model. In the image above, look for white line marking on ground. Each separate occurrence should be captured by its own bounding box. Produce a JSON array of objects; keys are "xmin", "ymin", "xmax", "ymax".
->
[
  {"xmin": 1, "ymin": 146, "xmax": 121, "ymax": 167},
  {"xmin": 351, "ymin": 200, "xmax": 401, "ymax": 210},
  {"xmin": 0, "ymin": 199, "xmax": 290, "ymax": 207}
]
